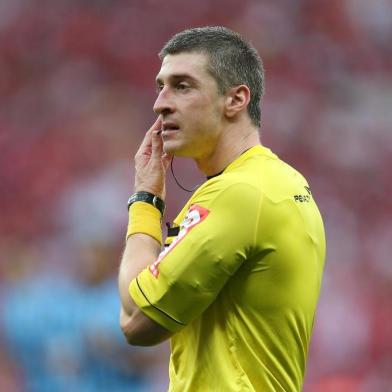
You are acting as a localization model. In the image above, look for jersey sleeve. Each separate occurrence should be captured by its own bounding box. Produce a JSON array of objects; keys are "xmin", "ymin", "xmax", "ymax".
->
[{"xmin": 129, "ymin": 182, "xmax": 262, "ymax": 332}]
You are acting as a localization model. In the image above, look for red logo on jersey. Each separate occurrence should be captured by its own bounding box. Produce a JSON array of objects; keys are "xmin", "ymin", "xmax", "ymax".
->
[{"xmin": 148, "ymin": 204, "xmax": 210, "ymax": 277}]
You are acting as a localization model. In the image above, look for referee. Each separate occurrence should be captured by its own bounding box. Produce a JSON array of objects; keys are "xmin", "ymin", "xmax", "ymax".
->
[{"xmin": 118, "ymin": 27, "xmax": 326, "ymax": 392}]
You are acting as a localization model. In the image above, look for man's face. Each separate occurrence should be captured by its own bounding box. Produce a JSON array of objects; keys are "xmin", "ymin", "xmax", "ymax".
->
[{"xmin": 153, "ymin": 52, "xmax": 225, "ymax": 159}]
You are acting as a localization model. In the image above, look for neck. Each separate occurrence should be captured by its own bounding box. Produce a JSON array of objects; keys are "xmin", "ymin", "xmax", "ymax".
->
[{"xmin": 195, "ymin": 127, "xmax": 261, "ymax": 176}]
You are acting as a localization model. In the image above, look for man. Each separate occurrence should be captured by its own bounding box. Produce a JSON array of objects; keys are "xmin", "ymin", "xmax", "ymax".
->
[{"xmin": 118, "ymin": 26, "xmax": 326, "ymax": 391}]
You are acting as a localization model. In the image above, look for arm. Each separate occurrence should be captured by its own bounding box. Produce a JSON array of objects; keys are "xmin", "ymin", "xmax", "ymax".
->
[
  {"xmin": 128, "ymin": 183, "xmax": 259, "ymax": 333},
  {"xmin": 118, "ymin": 117, "xmax": 173, "ymax": 346}
]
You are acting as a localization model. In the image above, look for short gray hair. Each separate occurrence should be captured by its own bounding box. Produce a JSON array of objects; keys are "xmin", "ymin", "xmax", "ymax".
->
[{"xmin": 159, "ymin": 26, "xmax": 265, "ymax": 128}]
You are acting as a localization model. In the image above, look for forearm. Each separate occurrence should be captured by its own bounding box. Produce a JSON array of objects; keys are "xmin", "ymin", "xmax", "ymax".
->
[
  {"xmin": 119, "ymin": 233, "xmax": 161, "ymax": 316},
  {"xmin": 118, "ymin": 230, "xmax": 173, "ymax": 346},
  {"xmin": 118, "ymin": 119, "xmax": 172, "ymax": 344},
  {"xmin": 119, "ymin": 199, "xmax": 164, "ymax": 316}
]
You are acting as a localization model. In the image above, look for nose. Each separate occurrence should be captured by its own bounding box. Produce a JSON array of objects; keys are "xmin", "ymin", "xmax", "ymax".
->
[{"xmin": 153, "ymin": 87, "xmax": 175, "ymax": 115}]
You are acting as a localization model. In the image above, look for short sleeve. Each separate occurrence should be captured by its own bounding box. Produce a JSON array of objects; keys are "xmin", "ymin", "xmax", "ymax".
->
[{"xmin": 129, "ymin": 182, "xmax": 261, "ymax": 332}]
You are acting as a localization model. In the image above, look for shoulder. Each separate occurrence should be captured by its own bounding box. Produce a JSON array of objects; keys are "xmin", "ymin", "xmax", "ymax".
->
[
  {"xmin": 191, "ymin": 173, "xmax": 262, "ymax": 214},
  {"xmin": 238, "ymin": 149, "xmax": 312, "ymax": 199}
]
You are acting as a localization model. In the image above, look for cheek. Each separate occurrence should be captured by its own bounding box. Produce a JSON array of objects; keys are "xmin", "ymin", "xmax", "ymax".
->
[
  {"xmin": 189, "ymin": 101, "xmax": 221, "ymax": 126},
  {"xmin": 180, "ymin": 94, "xmax": 223, "ymax": 135}
]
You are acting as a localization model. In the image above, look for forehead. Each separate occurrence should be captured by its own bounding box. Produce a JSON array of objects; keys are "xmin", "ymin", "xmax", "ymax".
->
[{"xmin": 156, "ymin": 52, "xmax": 212, "ymax": 82}]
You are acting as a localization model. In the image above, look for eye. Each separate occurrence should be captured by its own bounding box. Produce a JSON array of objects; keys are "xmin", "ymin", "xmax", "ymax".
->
[
  {"xmin": 176, "ymin": 82, "xmax": 190, "ymax": 91},
  {"xmin": 156, "ymin": 84, "xmax": 164, "ymax": 94}
]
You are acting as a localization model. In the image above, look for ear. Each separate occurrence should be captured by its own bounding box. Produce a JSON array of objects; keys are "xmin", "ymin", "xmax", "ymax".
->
[{"xmin": 224, "ymin": 85, "xmax": 251, "ymax": 119}]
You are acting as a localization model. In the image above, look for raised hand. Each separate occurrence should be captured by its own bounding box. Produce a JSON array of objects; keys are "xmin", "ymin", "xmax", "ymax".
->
[{"xmin": 134, "ymin": 117, "xmax": 172, "ymax": 199}]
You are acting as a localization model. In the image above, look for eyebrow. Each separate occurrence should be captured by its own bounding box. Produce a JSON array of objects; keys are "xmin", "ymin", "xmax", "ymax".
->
[{"xmin": 155, "ymin": 73, "xmax": 199, "ymax": 86}]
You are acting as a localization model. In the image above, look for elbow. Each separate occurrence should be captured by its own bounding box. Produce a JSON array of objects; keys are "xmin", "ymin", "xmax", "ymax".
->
[
  {"xmin": 120, "ymin": 314, "xmax": 144, "ymax": 346},
  {"xmin": 121, "ymin": 323, "xmax": 152, "ymax": 346},
  {"xmin": 121, "ymin": 330, "xmax": 143, "ymax": 346},
  {"xmin": 121, "ymin": 324, "xmax": 165, "ymax": 347},
  {"xmin": 122, "ymin": 331, "xmax": 161, "ymax": 347},
  {"xmin": 120, "ymin": 311, "xmax": 169, "ymax": 347}
]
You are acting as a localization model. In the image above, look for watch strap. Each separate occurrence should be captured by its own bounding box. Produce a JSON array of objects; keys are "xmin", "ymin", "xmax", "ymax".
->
[{"xmin": 127, "ymin": 191, "xmax": 165, "ymax": 216}]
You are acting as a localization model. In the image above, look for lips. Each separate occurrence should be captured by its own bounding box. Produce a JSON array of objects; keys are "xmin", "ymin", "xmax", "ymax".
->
[{"xmin": 162, "ymin": 122, "xmax": 180, "ymax": 132}]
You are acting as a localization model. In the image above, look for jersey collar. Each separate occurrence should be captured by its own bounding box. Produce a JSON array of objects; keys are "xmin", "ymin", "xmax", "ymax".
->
[
  {"xmin": 205, "ymin": 145, "xmax": 276, "ymax": 179},
  {"xmin": 223, "ymin": 144, "xmax": 276, "ymax": 174}
]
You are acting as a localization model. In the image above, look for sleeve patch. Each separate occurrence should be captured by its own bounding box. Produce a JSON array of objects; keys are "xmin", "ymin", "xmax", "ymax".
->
[{"xmin": 148, "ymin": 205, "xmax": 210, "ymax": 278}]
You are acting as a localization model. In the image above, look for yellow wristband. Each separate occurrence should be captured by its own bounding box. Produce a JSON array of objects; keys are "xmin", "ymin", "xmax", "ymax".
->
[{"xmin": 126, "ymin": 201, "xmax": 163, "ymax": 245}]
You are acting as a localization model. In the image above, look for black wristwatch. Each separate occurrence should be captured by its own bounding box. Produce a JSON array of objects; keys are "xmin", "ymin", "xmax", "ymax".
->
[{"xmin": 127, "ymin": 191, "xmax": 165, "ymax": 216}]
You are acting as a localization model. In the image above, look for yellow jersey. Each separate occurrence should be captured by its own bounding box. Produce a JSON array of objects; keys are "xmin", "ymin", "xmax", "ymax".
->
[{"xmin": 130, "ymin": 145, "xmax": 326, "ymax": 391}]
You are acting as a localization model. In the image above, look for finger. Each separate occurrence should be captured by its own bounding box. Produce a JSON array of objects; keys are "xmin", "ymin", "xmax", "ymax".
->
[
  {"xmin": 144, "ymin": 117, "xmax": 162, "ymax": 140},
  {"xmin": 137, "ymin": 133, "xmax": 152, "ymax": 155},
  {"xmin": 138, "ymin": 117, "xmax": 162, "ymax": 152},
  {"xmin": 151, "ymin": 130, "xmax": 163, "ymax": 160},
  {"xmin": 149, "ymin": 116, "xmax": 162, "ymax": 132},
  {"xmin": 162, "ymin": 153, "xmax": 173, "ymax": 171}
]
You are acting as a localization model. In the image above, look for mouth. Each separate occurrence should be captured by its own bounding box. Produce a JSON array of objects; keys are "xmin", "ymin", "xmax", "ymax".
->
[{"xmin": 162, "ymin": 122, "xmax": 180, "ymax": 133}]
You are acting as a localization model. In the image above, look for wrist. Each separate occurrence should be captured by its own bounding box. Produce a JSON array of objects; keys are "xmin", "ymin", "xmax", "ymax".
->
[
  {"xmin": 126, "ymin": 202, "xmax": 163, "ymax": 245},
  {"xmin": 134, "ymin": 183, "xmax": 165, "ymax": 200},
  {"xmin": 127, "ymin": 191, "xmax": 165, "ymax": 216}
]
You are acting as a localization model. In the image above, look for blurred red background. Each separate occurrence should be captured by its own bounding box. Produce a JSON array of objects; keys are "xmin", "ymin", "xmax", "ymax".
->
[{"xmin": 0, "ymin": 1, "xmax": 391, "ymax": 391}]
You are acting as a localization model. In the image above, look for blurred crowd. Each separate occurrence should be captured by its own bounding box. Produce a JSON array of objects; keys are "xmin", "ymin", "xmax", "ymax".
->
[{"xmin": 0, "ymin": 0, "xmax": 391, "ymax": 391}]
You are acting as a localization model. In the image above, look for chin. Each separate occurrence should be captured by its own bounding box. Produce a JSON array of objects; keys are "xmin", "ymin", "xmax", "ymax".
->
[
  {"xmin": 163, "ymin": 141, "xmax": 184, "ymax": 156},
  {"xmin": 163, "ymin": 142, "xmax": 176, "ymax": 155},
  {"xmin": 163, "ymin": 140, "xmax": 199, "ymax": 158}
]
